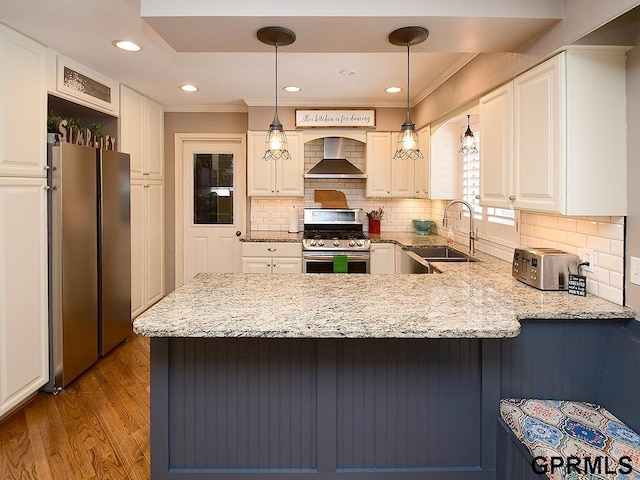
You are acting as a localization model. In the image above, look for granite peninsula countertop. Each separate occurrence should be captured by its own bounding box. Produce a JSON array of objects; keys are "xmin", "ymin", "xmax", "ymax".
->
[{"xmin": 133, "ymin": 232, "xmax": 635, "ymax": 339}]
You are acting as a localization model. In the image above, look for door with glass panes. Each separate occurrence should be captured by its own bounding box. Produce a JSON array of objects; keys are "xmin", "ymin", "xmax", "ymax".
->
[{"xmin": 182, "ymin": 139, "xmax": 246, "ymax": 282}]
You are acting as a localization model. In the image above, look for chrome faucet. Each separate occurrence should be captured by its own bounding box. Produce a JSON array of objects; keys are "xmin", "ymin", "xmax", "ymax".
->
[{"xmin": 443, "ymin": 200, "xmax": 478, "ymax": 254}]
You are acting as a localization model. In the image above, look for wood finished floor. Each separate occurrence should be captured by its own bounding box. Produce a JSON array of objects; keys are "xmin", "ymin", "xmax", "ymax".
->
[{"xmin": 0, "ymin": 334, "xmax": 150, "ymax": 480}]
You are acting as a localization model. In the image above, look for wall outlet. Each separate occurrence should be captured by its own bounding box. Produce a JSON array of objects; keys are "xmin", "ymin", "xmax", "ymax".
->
[
  {"xmin": 631, "ymin": 256, "xmax": 640, "ymax": 286},
  {"xmin": 582, "ymin": 249, "xmax": 595, "ymax": 273}
]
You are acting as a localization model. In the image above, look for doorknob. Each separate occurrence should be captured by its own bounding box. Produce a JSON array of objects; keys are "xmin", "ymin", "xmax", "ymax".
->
[{"xmin": 235, "ymin": 231, "xmax": 242, "ymax": 237}]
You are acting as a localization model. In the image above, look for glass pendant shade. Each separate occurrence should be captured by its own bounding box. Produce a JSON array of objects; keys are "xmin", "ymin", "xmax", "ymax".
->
[
  {"xmin": 460, "ymin": 115, "xmax": 478, "ymax": 154},
  {"xmin": 263, "ymin": 113, "xmax": 291, "ymax": 160},
  {"xmin": 393, "ymin": 115, "xmax": 423, "ymax": 160}
]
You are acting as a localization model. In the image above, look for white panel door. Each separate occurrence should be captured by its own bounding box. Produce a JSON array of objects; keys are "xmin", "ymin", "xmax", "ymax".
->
[
  {"xmin": 513, "ymin": 55, "xmax": 562, "ymax": 213},
  {"xmin": 479, "ymin": 82, "xmax": 514, "ymax": 208},
  {"xmin": 145, "ymin": 181, "xmax": 165, "ymax": 306},
  {"xmin": 365, "ymin": 132, "xmax": 392, "ymax": 197},
  {"xmin": 183, "ymin": 138, "xmax": 246, "ymax": 283},
  {"xmin": 390, "ymin": 133, "xmax": 415, "ymax": 197},
  {"xmin": 0, "ymin": 24, "xmax": 46, "ymax": 178},
  {"xmin": 144, "ymin": 99, "xmax": 164, "ymax": 180},
  {"xmin": 120, "ymin": 86, "xmax": 145, "ymax": 178},
  {"xmin": 275, "ymin": 132, "xmax": 304, "ymax": 196},
  {"xmin": 0, "ymin": 177, "xmax": 48, "ymax": 417},
  {"xmin": 130, "ymin": 180, "xmax": 145, "ymax": 318},
  {"xmin": 247, "ymin": 131, "xmax": 275, "ymax": 196}
]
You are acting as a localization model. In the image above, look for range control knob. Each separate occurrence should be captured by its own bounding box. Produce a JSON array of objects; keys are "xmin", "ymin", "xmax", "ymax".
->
[
  {"xmin": 348, "ymin": 240, "xmax": 356, "ymax": 247},
  {"xmin": 309, "ymin": 240, "xmax": 317, "ymax": 246},
  {"xmin": 333, "ymin": 239, "xmax": 340, "ymax": 247},
  {"xmin": 357, "ymin": 240, "xmax": 364, "ymax": 247},
  {"xmin": 318, "ymin": 240, "xmax": 325, "ymax": 247}
]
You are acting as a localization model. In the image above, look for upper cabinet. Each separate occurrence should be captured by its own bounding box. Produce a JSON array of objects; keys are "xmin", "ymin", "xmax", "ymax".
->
[
  {"xmin": 427, "ymin": 122, "xmax": 460, "ymax": 200},
  {"xmin": 247, "ymin": 131, "xmax": 304, "ymax": 197},
  {"xmin": 47, "ymin": 52, "xmax": 120, "ymax": 117},
  {"xmin": 480, "ymin": 47, "xmax": 628, "ymax": 216},
  {"xmin": 120, "ymin": 86, "xmax": 164, "ymax": 179},
  {"xmin": 0, "ymin": 24, "xmax": 47, "ymax": 178},
  {"xmin": 365, "ymin": 132, "xmax": 414, "ymax": 198}
]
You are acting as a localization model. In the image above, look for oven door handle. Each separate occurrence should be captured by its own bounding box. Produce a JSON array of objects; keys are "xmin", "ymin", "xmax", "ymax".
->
[{"xmin": 303, "ymin": 254, "xmax": 370, "ymax": 261}]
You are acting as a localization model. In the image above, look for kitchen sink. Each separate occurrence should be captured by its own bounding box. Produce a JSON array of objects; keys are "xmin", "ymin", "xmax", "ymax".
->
[{"xmin": 407, "ymin": 245, "xmax": 478, "ymax": 262}]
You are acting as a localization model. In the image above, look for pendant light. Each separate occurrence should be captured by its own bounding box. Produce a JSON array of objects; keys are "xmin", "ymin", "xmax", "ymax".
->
[
  {"xmin": 459, "ymin": 115, "xmax": 478, "ymax": 154},
  {"xmin": 389, "ymin": 27, "xmax": 428, "ymax": 160},
  {"xmin": 257, "ymin": 26, "xmax": 296, "ymax": 161}
]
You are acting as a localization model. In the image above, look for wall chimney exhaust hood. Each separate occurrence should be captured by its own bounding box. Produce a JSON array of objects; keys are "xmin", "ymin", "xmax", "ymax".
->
[{"xmin": 304, "ymin": 137, "xmax": 367, "ymax": 179}]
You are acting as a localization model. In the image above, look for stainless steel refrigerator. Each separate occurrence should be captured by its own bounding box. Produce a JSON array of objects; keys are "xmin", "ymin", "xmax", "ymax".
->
[{"xmin": 45, "ymin": 142, "xmax": 131, "ymax": 392}]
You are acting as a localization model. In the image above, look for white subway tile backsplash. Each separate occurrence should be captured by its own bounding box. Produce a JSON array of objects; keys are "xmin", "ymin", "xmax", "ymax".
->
[
  {"xmin": 520, "ymin": 212, "xmax": 624, "ymax": 306},
  {"xmin": 565, "ymin": 232, "xmax": 587, "ymax": 248},
  {"xmin": 597, "ymin": 222, "xmax": 624, "ymax": 241},
  {"xmin": 611, "ymin": 240, "xmax": 624, "ymax": 257},
  {"xmin": 576, "ymin": 220, "xmax": 599, "ymax": 236},
  {"xmin": 587, "ymin": 236, "xmax": 611, "ymax": 254},
  {"xmin": 556, "ymin": 217, "xmax": 577, "ymax": 232},
  {"xmin": 598, "ymin": 252, "xmax": 624, "ymax": 273},
  {"xmin": 597, "ymin": 284, "xmax": 624, "ymax": 305}
]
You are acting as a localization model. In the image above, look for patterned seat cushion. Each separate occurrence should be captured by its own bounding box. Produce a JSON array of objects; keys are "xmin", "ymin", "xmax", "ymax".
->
[{"xmin": 500, "ymin": 398, "xmax": 640, "ymax": 480}]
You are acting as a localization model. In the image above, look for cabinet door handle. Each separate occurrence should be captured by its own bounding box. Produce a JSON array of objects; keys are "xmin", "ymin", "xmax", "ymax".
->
[
  {"xmin": 475, "ymin": 194, "xmax": 481, "ymax": 200},
  {"xmin": 43, "ymin": 165, "xmax": 50, "ymax": 170},
  {"xmin": 144, "ymin": 184, "xmax": 150, "ymax": 188},
  {"xmin": 509, "ymin": 195, "xmax": 516, "ymax": 201},
  {"xmin": 424, "ymin": 190, "xmax": 428, "ymax": 195},
  {"xmin": 416, "ymin": 190, "xmax": 419, "ymax": 194},
  {"xmin": 267, "ymin": 247, "xmax": 277, "ymax": 252},
  {"xmin": 44, "ymin": 185, "xmax": 51, "ymax": 190},
  {"xmin": 235, "ymin": 231, "xmax": 242, "ymax": 237}
]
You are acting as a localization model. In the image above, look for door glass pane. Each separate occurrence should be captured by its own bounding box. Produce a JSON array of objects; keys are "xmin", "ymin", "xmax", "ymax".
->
[{"xmin": 193, "ymin": 153, "xmax": 234, "ymax": 225}]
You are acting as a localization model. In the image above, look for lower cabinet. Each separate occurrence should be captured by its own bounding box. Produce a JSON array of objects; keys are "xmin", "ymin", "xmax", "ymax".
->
[
  {"xmin": 0, "ymin": 177, "xmax": 48, "ymax": 419},
  {"xmin": 131, "ymin": 179, "xmax": 165, "ymax": 318},
  {"xmin": 241, "ymin": 242, "xmax": 302, "ymax": 274},
  {"xmin": 370, "ymin": 243, "xmax": 397, "ymax": 274}
]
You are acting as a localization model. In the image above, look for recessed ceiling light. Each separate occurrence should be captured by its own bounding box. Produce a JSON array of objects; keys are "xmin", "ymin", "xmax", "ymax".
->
[
  {"xmin": 339, "ymin": 69, "xmax": 356, "ymax": 76},
  {"xmin": 385, "ymin": 87, "xmax": 402, "ymax": 93},
  {"xmin": 283, "ymin": 86, "xmax": 301, "ymax": 92},
  {"xmin": 180, "ymin": 84, "xmax": 199, "ymax": 92},
  {"xmin": 113, "ymin": 40, "xmax": 141, "ymax": 52}
]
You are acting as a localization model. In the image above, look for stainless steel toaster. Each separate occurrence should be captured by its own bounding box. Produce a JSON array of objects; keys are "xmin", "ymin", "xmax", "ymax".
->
[{"xmin": 512, "ymin": 247, "xmax": 580, "ymax": 290}]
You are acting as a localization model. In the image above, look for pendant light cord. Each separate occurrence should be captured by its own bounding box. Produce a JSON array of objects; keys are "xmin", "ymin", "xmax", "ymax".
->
[
  {"xmin": 406, "ymin": 42, "xmax": 411, "ymax": 119},
  {"xmin": 274, "ymin": 42, "xmax": 279, "ymax": 117}
]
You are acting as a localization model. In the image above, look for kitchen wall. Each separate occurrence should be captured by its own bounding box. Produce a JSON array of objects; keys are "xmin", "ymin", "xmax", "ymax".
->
[
  {"xmin": 625, "ymin": 19, "xmax": 640, "ymax": 312},
  {"xmin": 250, "ymin": 138, "xmax": 433, "ymax": 232},
  {"xmin": 163, "ymin": 112, "xmax": 249, "ymax": 293}
]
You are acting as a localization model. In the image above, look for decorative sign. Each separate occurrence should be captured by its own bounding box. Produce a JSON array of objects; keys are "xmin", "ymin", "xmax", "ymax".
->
[
  {"xmin": 53, "ymin": 119, "xmax": 117, "ymax": 150},
  {"xmin": 568, "ymin": 274, "xmax": 587, "ymax": 297},
  {"xmin": 295, "ymin": 109, "xmax": 376, "ymax": 128}
]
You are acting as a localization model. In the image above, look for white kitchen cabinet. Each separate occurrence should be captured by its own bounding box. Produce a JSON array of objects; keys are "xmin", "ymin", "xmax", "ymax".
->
[
  {"xmin": 131, "ymin": 179, "xmax": 165, "ymax": 318},
  {"xmin": 0, "ymin": 24, "xmax": 47, "ymax": 178},
  {"xmin": 479, "ymin": 83, "xmax": 513, "ymax": 208},
  {"xmin": 0, "ymin": 177, "xmax": 49, "ymax": 419},
  {"xmin": 120, "ymin": 85, "xmax": 164, "ymax": 180},
  {"xmin": 365, "ymin": 132, "xmax": 415, "ymax": 198},
  {"xmin": 241, "ymin": 242, "xmax": 302, "ymax": 273},
  {"xmin": 247, "ymin": 131, "xmax": 304, "ymax": 197},
  {"xmin": 414, "ymin": 124, "xmax": 458, "ymax": 200},
  {"xmin": 370, "ymin": 243, "xmax": 396, "ymax": 274},
  {"xmin": 480, "ymin": 47, "xmax": 628, "ymax": 215}
]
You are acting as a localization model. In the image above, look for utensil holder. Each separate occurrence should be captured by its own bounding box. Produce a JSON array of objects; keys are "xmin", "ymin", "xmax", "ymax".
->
[{"xmin": 369, "ymin": 218, "xmax": 381, "ymax": 234}]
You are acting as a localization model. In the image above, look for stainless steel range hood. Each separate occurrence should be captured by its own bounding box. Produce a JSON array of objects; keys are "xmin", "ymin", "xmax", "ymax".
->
[{"xmin": 304, "ymin": 137, "xmax": 367, "ymax": 179}]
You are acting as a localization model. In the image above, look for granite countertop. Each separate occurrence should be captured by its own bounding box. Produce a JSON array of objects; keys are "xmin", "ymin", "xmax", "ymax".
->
[{"xmin": 133, "ymin": 233, "xmax": 635, "ymax": 339}]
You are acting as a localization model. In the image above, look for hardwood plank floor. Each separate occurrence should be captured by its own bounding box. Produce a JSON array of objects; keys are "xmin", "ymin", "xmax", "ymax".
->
[{"xmin": 0, "ymin": 334, "xmax": 150, "ymax": 480}]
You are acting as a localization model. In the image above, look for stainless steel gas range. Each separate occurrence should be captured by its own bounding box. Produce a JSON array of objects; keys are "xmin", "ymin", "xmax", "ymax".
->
[{"xmin": 302, "ymin": 208, "xmax": 371, "ymax": 273}]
